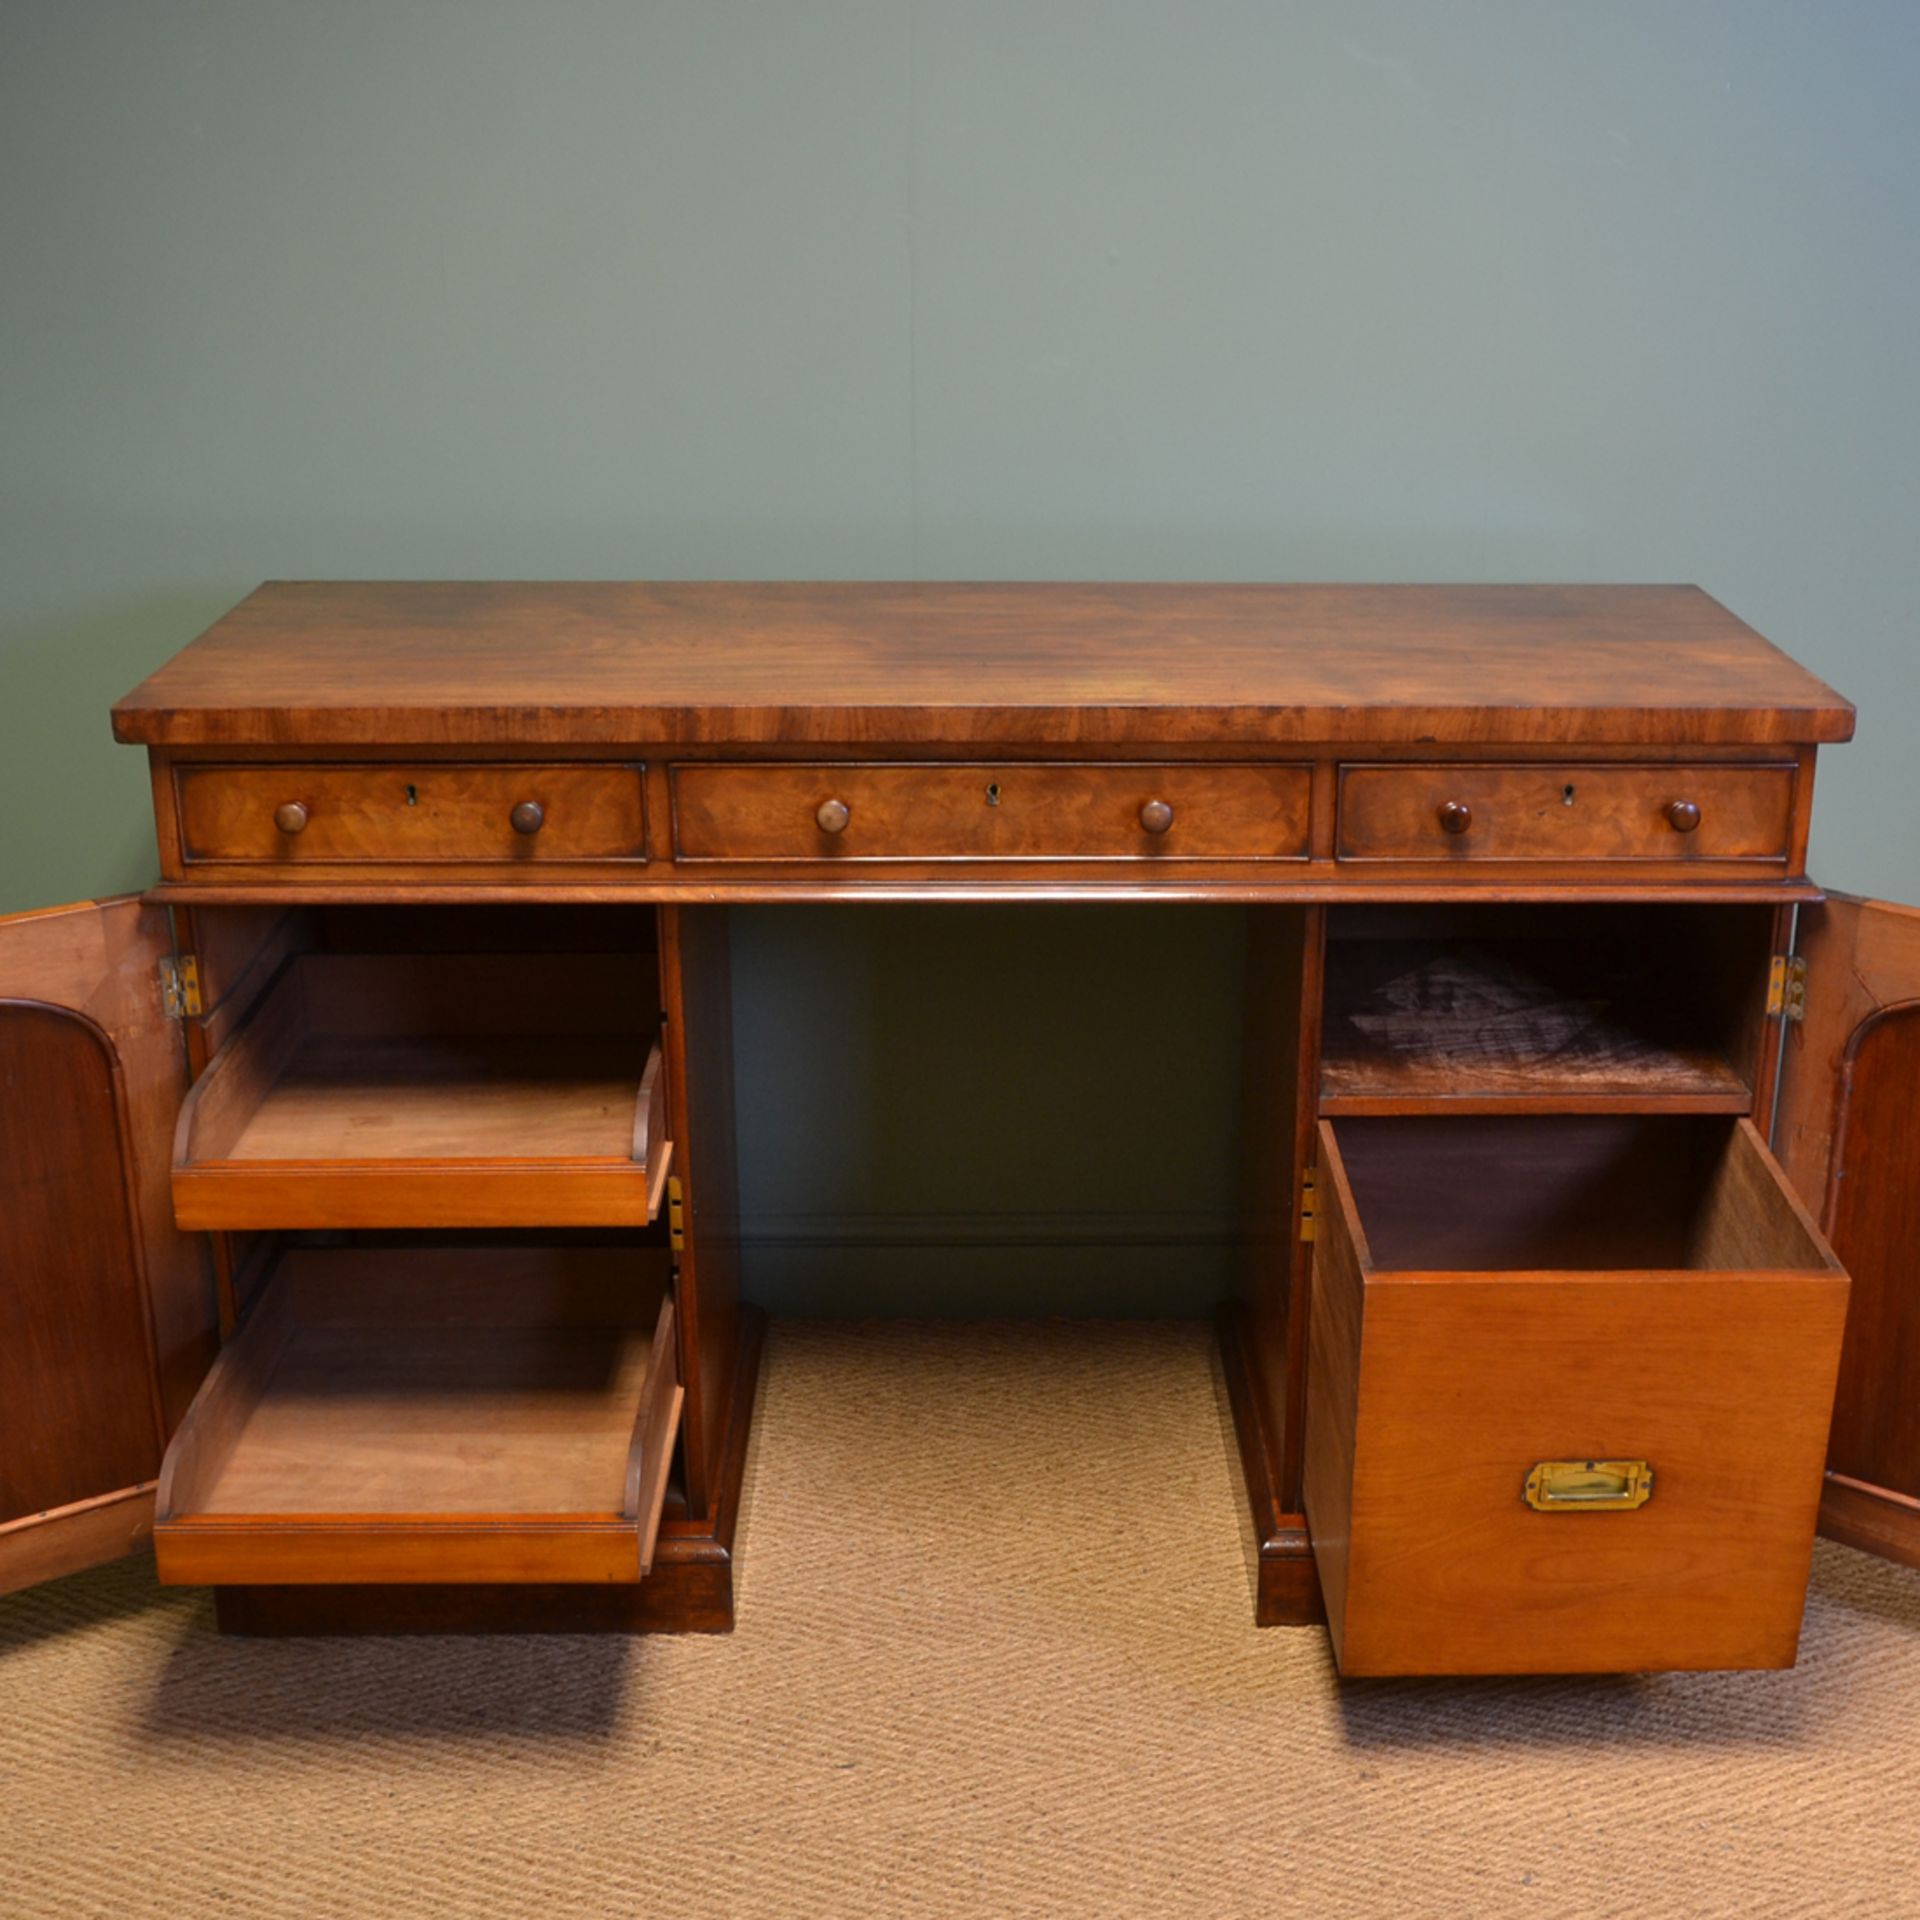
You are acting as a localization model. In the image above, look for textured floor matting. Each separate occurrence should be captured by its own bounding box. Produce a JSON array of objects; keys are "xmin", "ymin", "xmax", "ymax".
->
[{"xmin": 4, "ymin": 1319, "xmax": 1919, "ymax": 1918}]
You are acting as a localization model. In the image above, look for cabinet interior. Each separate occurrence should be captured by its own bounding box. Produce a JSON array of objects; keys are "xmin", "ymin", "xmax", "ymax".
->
[
  {"xmin": 176, "ymin": 906, "xmax": 670, "ymax": 1230},
  {"xmin": 153, "ymin": 903, "xmax": 687, "ymax": 1589},
  {"xmin": 1328, "ymin": 1113, "xmax": 1836, "ymax": 1275},
  {"xmin": 1320, "ymin": 903, "xmax": 1776, "ymax": 1112},
  {"xmin": 170, "ymin": 1238, "xmax": 673, "ymax": 1521}
]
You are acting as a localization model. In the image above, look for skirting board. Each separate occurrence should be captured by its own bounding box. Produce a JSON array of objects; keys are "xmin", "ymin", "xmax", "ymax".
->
[{"xmin": 1821, "ymin": 1473, "xmax": 1920, "ymax": 1572}]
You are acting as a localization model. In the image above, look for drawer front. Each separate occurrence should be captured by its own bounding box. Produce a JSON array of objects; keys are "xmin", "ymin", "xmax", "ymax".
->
[
  {"xmin": 1303, "ymin": 1116, "xmax": 1848, "ymax": 1676},
  {"xmin": 671, "ymin": 762, "xmax": 1311, "ymax": 863},
  {"xmin": 175, "ymin": 763, "xmax": 648, "ymax": 866},
  {"xmin": 1336, "ymin": 762, "xmax": 1795, "ymax": 862}
]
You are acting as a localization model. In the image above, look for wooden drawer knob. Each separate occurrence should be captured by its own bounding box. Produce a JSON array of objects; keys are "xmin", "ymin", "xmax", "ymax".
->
[
  {"xmin": 510, "ymin": 800, "xmax": 545, "ymax": 836},
  {"xmin": 1665, "ymin": 799, "xmax": 1702, "ymax": 833},
  {"xmin": 1437, "ymin": 800, "xmax": 1473, "ymax": 835},
  {"xmin": 816, "ymin": 798, "xmax": 851, "ymax": 835},
  {"xmin": 273, "ymin": 801, "xmax": 309, "ymax": 836},
  {"xmin": 1139, "ymin": 798, "xmax": 1175, "ymax": 835}
]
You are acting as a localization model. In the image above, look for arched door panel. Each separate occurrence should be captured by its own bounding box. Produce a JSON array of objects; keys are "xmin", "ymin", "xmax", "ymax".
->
[{"xmin": 1776, "ymin": 894, "xmax": 1920, "ymax": 1568}]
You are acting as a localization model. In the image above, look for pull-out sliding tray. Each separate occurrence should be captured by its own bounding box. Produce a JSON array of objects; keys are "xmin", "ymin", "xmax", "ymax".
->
[
  {"xmin": 172, "ymin": 953, "xmax": 671, "ymax": 1229},
  {"xmin": 1304, "ymin": 1114, "xmax": 1849, "ymax": 1676},
  {"xmin": 154, "ymin": 1244, "xmax": 682, "ymax": 1585}
]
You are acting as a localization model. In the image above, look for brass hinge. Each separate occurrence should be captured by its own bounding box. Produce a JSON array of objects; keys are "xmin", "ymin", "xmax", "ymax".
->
[
  {"xmin": 159, "ymin": 953, "xmax": 203, "ymax": 1018},
  {"xmin": 1766, "ymin": 953, "xmax": 1807, "ymax": 1022},
  {"xmin": 667, "ymin": 1175, "xmax": 686, "ymax": 1253},
  {"xmin": 1299, "ymin": 1166, "xmax": 1317, "ymax": 1243}
]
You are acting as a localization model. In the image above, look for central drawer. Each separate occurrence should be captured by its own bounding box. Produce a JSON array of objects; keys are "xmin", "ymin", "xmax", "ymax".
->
[
  {"xmin": 670, "ymin": 762, "xmax": 1312, "ymax": 863},
  {"xmin": 1304, "ymin": 1113, "xmax": 1848, "ymax": 1676}
]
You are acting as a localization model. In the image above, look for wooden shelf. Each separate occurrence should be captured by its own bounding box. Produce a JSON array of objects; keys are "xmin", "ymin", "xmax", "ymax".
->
[
  {"xmin": 1319, "ymin": 938, "xmax": 1753, "ymax": 1114},
  {"xmin": 172, "ymin": 952, "xmax": 671, "ymax": 1229},
  {"xmin": 153, "ymin": 1244, "xmax": 682, "ymax": 1586}
]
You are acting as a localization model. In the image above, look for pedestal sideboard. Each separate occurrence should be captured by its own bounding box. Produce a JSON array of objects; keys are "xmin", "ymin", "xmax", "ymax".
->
[{"xmin": 4, "ymin": 582, "xmax": 1916, "ymax": 1676}]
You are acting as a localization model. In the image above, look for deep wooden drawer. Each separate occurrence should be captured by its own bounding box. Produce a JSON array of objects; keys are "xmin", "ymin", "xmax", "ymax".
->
[
  {"xmin": 1304, "ymin": 1114, "xmax": 1848, "ymax": 1676},
  {"xmin": 153, "ymin": 1246, "xmax": 682, "ymax": 1586},
  {"xmin": 670, "ymin": 762, "xmax": 1311, "ymax": 863},
  {"xmin": 1335, "ymin": 763, "xmax": 1795, "ymax": 862},
  {"xmin": 174, "ymin": 762, "xmax": 648, "ymax": 866}
]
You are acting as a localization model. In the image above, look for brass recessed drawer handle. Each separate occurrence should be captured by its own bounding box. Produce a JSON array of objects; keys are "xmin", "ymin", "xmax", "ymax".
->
[
  {"xmin": 1437, "ymin": 799, "xmax": 1473, "ymax": 835},
  {"xmin": 273, "ymin": 801, "xmax": 309, "ymax": 836},
  {"xmin": 1524, "ymin": 1458, "xmax": 1653, "ymax": 1512},
  {"xmin": 1666, "ymin": 798, "xmax": 1702, "ymax": 833},
  {"xmin": 509, "ymin": 800, "xmax": 545, "ymax": 836},
  {"xmin": 1139, "ymin": 798, "xmax": 1174, "ymax": 835},
  {"xmin": 816, "ymin": 798, "xmax": 851, "ymax": 834}
]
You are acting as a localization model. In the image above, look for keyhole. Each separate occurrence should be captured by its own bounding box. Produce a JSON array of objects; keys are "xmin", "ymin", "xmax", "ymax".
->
[
  {"xmin": 1562, "ymin": 784, "xmax": 1576, "ymax": 806},
  {"xmin": 985, "ymin": 781, "xmax": 1002, "ymax": 807},
  {"xmin": 405, "ymin": 784, "xmax": 419, "ymax": 806}
]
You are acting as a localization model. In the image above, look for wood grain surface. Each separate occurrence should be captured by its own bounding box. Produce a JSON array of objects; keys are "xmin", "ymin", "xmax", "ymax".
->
[
  {"xmin": 0, "ymin": 899, "xmax": 216, "ymax": 1597},
  {"xmin": 671, "ymin": 761, "xmax": 1311, "ymax": 862},
  {"xmin": 176, "ymin": 762, "xmax": 648, "ymax": 865},
  {"xmin": 1336, "ymin": 762, "xmax": 1797, "ymax": 862},
  {"xmin": 110, "ymin": 582, "xmax": 1855, "ymax": 748}
]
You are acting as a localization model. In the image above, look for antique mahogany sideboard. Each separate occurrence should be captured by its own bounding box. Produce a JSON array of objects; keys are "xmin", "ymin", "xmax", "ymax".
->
[{"xmin": 4, "ymin": 582, "xmax": 1918, "ymax": 1676}]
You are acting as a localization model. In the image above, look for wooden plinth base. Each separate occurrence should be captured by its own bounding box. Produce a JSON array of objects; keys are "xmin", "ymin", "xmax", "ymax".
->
[
  {"xmin": 1820, "ymin": 1472, "xmax": 1920, "ymax": 1573},
  {"xmin": 1216, "ymin": 1301, "xmax": 1325, "ymax": 1629},
  {"xmin": 214, "ymin": 1307, "xmax": 765, "ymax": 1637}
]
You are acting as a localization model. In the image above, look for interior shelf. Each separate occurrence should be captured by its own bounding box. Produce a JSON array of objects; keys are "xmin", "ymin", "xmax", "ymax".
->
[
  {"xmin": 172, "ymin": 951, "xmax": 671, "ymax": 1229},
  {"xmin": 1319, "ymin": 928, "xmax": 1760, "ymax": 1114},
  {"xmin": 153, "ymin": 1242, "xmax": 682, "ymax": 1586}
]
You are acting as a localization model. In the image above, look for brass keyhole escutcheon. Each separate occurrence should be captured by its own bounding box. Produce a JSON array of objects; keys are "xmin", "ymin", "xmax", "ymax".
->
[
  {"xmin": 405, "ymin": 784, "xmax": 419, "ymax": 807},
  {"xmin": 985, "ymin": 781, "xmax": 1002, "ymax": 807}
]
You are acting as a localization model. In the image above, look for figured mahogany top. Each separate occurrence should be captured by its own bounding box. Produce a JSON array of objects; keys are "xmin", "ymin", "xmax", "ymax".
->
[{"xmin": 110, "ymin": 581, "xmax": 1854, "ymax": 748}]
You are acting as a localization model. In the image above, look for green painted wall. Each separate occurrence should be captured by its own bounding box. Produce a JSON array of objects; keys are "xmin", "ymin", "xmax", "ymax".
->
[{"xmin": 4, "ymin": 4, "xmax": 1916, "ymax": 1310}]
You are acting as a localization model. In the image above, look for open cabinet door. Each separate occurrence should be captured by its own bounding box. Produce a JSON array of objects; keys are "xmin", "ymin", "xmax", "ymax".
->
[
  {"xmin": 0, "ymin": 898, "xmax": 214, "ymax": 1595},
  {"xmin": 1775, "ymin": 894, "xmax": 1920, "ymax": 1570}
]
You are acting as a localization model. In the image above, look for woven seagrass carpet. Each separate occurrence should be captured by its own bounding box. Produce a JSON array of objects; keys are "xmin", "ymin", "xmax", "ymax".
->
[{"xmin": 4, "ymin": 1319, "xmax": 1919, "ymax": 1919}]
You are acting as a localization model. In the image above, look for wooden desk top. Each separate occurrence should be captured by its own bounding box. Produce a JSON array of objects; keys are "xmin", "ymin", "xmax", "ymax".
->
[{"xmin": 111, "ymin": 581, "xmax": 1853, "ymax": 749}]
